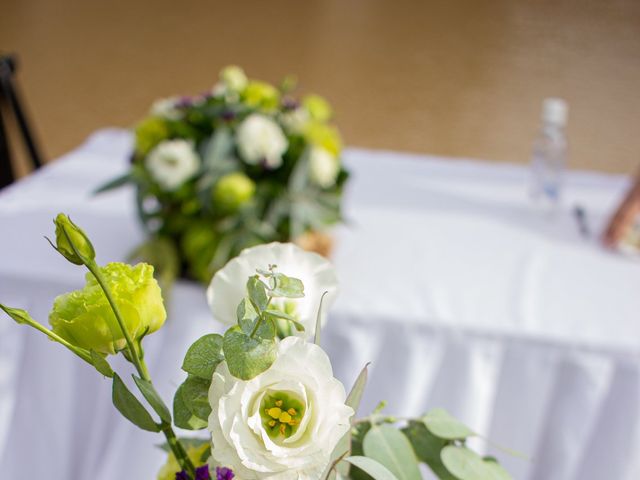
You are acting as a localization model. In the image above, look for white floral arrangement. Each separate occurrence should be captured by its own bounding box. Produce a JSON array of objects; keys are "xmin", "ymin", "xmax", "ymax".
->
[
  {"xmin": 99, "ymin": 66, "xmax": 348, "ymax": 285},
  {"xmin": 1, "ymin": 214, "xmax": 514, "ymax": 480}
]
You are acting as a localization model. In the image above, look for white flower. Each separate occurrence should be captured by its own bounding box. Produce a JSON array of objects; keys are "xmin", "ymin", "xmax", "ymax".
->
[
  {"xmin": 280, "ymin": 108, "xmax": 309, "ymax": 134},
  {"xmin": 220, "ymin": 65, "xmax": 248, "ymax": 92},
  {"xmin": 150, "ymin": 96, "xmax": 183, "ymax": 120},
  {"xmin": 308, "ymin": 147, "xmax": 340, "ymax": 188},
  {"xmin": 236, "ymin": 114, "xmax": 288, "ymax": 168},
  {"xmin": 207, "ymin": 243, "xmax": 338, "ymax": 336},
  {"xmin": 208, "ymin": 336, "xmax": 354, "ymax": 480},
  {"xmin": 145, "ymin": 140, "xmax": 200, "ymax": 191}
]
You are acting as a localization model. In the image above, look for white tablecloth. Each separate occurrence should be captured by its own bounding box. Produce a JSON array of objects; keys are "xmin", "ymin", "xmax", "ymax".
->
[{"xmin": 1, "ymin": 129, "xmax": 639, "ymax": 480}]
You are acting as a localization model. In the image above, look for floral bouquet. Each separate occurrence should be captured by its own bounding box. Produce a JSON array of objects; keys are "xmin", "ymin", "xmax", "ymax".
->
[
  {"xmin": 99, "ymin": 66, "xmax": 348, "ymax": 284},
  {"xmin": 1, "ymin": 214, "xmax": 513, "ymax": 480}
]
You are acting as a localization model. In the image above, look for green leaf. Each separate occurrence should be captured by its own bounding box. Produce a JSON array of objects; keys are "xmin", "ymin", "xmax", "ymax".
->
[
  {"xmin": 422, "ymin": 408, "xmax": 475, "ymax": 440},
  {"xmin": 350, "ymin": 422, "xmax": 373, "ymax": 480},
  {"xmin": 363, "ymin": 425, "xmax": 421, "ymax": 480},
  {"xmin": 344, "ymin": 456, "xmax": 398, "ymax": 480},
  {"xmin": 247, "ymin": 276, "xmax": 269, "ymax": 312},
  {"xmin": 402, "ymin": 421, "xmax": 455, "ymax": 480},
  {"xmin": 181, "ymin": 375, "xmax": 212, "ymax": 421},
  {"xmin": 173, "ymin": 383, "xmax": 208, "ymax": 430},
  {"xmin": 264, "ymin": 309, "xmax": 305, "ymax": 332},
  {"xmin": 346, "ymin": 363, "xmax": 370, "ymax": 415},
  {"xmin": 223, "ymin": 326, "xmax": 277, "ymax": 380},
  {"xmin": 270, "ymin": 273, "xmax": 304, "ymax": 298},
  {"xmin": 94, "ymin": 172, "xmax": 133, "ymax": 194},
  {"xmin": 182, "ymin": 333, "xmax": 224, "ymax": 380},
  {"xmin": 112, "ymin": 373, "xmax": 159, "ymax": 432},
  {"xmin": 441, "ymin": 446, "xmax": 512, "ymax": 480},
  {"xmin": 89, "ymin": 350, "xmax": 114, "ymax": 378},
  {"xmin": 314, "ymin": 291, "xmax": 328, "ymax": 346},
  {"xmin": 132, "ymin": 375, "xmax": 171, "ymax": 424},
  {"xmin": 237, "ymin": 299, "xmax": 275, "ymax": 340}
]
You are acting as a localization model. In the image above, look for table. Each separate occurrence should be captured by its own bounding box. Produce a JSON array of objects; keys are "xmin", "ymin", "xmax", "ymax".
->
[{"xmin": 1, "ymin": 129, "xmax": 638, "ymax": 479}]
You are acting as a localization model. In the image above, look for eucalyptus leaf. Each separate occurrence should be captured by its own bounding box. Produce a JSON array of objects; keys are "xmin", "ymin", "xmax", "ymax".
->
[
  {"xmin": 270, "ymin": 273, "xmax": 304, "ymax": 298},
  {"xmin": 441, "ymin": 446, "xmax": 512, "ymax": 480},
  {"xmin": 402, "ymin": 421, "xmax": 455, "ymax": 480},
  {"xmin": 350, "ymin": 422, "xmax": 373, "ymax": 480},
  {"xmin": 173, "ymin": 383, "xmax": 208, "ymax": 430},
  {"xmin": 247, "ymin": 276, "xmax": 269, "ymax": 312},
  {"xmin": 89, "ymin": 350, "xmax": 113, "ymax": 378},
  {"xmin": 223, "ymin": 326, "xmax": 277, "ymax": 380},
  {"xmin": 344, "ymin": 456, "xmax": 398, "ymax": 480},
  {"xmin": 363, "ymin": 425, "xmax": 421, "ymax": 480},
  {"xmin": 132, "ymin": 375, "xmax": 171, "ymax": 424},
  {"xmin": 422, "ymin": 408, "xmax": 475, "ymax": 440},
  {"xmin": 238, "ymin": 299, "xmax": 275, "ymax": 340},
  {"xmin": 112, "ymin": 373, "xmax": 159, "ymax": 432},
  {"xmin": 181, "ymin": 375, "xmax": 212, "ymax": 421},
  {"xmin": 346, "ymin": 363, "xmax": 370, "ymax": 415},
  {"xmin": 182, "ymin": 333, "xmax": 224, "ymax": 380}
]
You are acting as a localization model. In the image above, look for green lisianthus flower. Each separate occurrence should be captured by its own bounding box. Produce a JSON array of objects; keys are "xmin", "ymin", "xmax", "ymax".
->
[
  {"xmin": 242, "ymin": 81, "xmax": 280, "ymax": 110},
  {"xmin": 303, "ymin": 94, "xmax": 333, "ymax": 122},
  {"xmin": 213, "ymin": 172, "xmax": 256, "ymax": 212},
  {"xmin": 135, "ymin": 117, "xmax": 170, "ymax": 156},
  {"xmin": 49, "ymin": 262, "xmax": 166, "ymax": 355},
  {"xmin": 303, "ymin": 121, "xmax": 342, "ymax": 157}
]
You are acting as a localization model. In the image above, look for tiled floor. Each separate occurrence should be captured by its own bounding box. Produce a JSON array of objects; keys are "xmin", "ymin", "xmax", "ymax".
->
[{"xmin": 2, "ymin": 0, "xmax": 639, "ymax": 173}]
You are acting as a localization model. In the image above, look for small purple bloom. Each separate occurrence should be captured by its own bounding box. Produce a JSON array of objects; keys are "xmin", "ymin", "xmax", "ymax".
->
[
  {"xmin": 175, "ymin": 471, "xmax": 189, "ymax": 480},
  {"xmin": 195, "ymin": 465, "xmax": 211, "ymax": 480},
  {"xmin": 281, "ymin": 97, "xmax": 299, "ymax": 111},
  {"xmin": 216, "ymin": 466, "xmax": 235, "ymax": 480},
  {"xmin": 221, "ymin": 110, "xmax": 236, "ymax": 121},
  {"xmin": 176, "ymin": 96, "xmax": 193, "ymax": 108}
]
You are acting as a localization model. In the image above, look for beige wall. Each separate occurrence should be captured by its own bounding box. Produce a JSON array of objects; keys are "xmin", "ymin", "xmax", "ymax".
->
[{"xmin": 2, "ymin": 0, "xmax": 639, "ymax": 174}]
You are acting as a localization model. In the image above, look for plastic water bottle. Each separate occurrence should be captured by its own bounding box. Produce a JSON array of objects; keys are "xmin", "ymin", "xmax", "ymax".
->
[{"xmin": 530, "ymin": 98, "xmax": 568, "ymax": 210}]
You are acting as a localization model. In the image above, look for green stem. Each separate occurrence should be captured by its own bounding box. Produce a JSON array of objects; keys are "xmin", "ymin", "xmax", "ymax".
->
[
  {"xmin": 161, "ymin": 421, "xmax": 196, "ymax": 477},
  {"xmin": 86, "ymin": 261, "xmax": 148, "ymax": 380},
  {"xmin": 21, "ymin": 316, "xmax": 93, "ymax": 364},
  {"xmin": 250, "ymin": 296, "xmax": 273, "ymax": 339}
]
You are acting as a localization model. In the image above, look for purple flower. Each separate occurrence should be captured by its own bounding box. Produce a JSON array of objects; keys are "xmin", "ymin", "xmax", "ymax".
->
[
  {"xmin": 216, "ymin": 466, "xmax": 235, "ymax": 480},
  {"xmin": 175, "ymin": 472, "xmax": 189, "ymax": 480},
  {"xmin": 195, "ymin": 465, "xmax": 211, "ymax": 480}
]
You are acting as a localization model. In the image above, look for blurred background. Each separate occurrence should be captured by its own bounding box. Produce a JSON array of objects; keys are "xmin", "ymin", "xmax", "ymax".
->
[{"xmin": 2, "ymin": 0, "xmax": 639, "ymax": 174}]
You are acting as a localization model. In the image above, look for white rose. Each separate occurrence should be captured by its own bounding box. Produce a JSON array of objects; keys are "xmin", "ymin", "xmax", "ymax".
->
[
  {"xmin": 308, "ymin": 147, "xmax": 340, "ymax": 188},
  {"xmin": 208, "ymin": 336, "xmax": 354, "ymax": 480},
  {"xmin": 280, "ymin": 108, "xmax": 309, "ymax": 134},
  {"xmin": 236, "ymin": 114, "xmax": 288, "ymax": 169},
  {"xmin": 145, "ymin": 139, "xmax": 200, "ymax": 191},
  {"xmin": 150, "ymin": 96, "xmax": 183, "ymax": 120},
  {"xmin": 207, "ymin": 243, "xmax": 338, "ymax": 337}
]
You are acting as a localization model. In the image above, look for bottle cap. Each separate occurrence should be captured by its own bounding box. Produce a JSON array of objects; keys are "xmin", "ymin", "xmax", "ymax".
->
[{"xmin": 541, "ymin": 97, "xmax": 568, "ymax": 126}]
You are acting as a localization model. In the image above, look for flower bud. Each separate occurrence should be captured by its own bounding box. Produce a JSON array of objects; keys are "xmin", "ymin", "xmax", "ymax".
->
[
  {"xmin": 212, "ymin": 172, "xmax": 256, "ymax": 212},
  {"xmin": 49, "ymin": 262, "xmax": 166, "ymax": 355},
  {"xmin": 53, "ymin": 213, "xmax": 96, "ymax": 265},
  {"xmin": 220, "ymin": 65, "xmax": 248, "ymax": 92},
  {"xmin": 303, "ymin": 94, "xmax": 333, "ymax": 122}
]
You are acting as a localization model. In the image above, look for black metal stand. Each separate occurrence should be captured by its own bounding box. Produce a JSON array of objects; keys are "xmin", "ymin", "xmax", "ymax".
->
[{"xmin": 0, "ymin": 54, "xmax": 44, "ymax": 189}]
